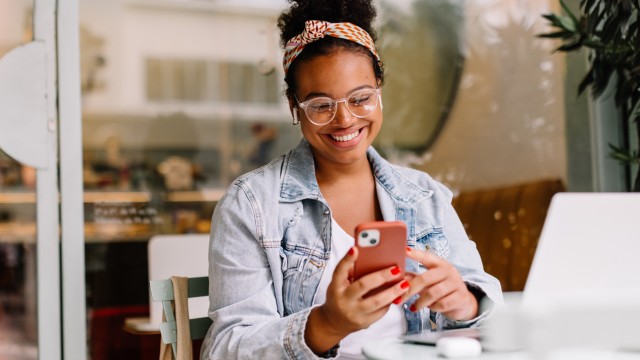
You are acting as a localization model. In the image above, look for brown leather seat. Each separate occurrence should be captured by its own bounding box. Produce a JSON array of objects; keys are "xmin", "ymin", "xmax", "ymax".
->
[{"xmin": 452, "ymin": 179, "xmax": 564, "ymax": 291}]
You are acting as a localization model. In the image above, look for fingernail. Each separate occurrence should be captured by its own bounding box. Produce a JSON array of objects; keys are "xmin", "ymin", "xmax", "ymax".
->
[
  {"xmin": 405, "ymin": 246, "xmax": 412, "ymax": 253},
  {"xmin": 390, "ymin": 266, "xmax": 401, "ymax": 275},
  {"xmin": 393, "ymin": 296, "xmax": 403, "ymax": 305},
  {"xmin": 410, "ymin": 304, "xmax": 417, "ymax": 312},
  {"xmin": 400, "ymin": 280, "xmax": 410, "ymax": 289},
  {"xmin": 348, "ymin": 247, "xmax": 355, "ymax": 256}
]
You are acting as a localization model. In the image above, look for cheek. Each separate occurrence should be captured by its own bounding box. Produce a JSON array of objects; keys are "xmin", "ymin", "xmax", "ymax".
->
[
  {"xmin": 371, "ymin": 114, "xmax": 383, "ymax": 130},
  {"xmin": 299, "ymin": 122, "xmax": 317, "ymax": 141}
]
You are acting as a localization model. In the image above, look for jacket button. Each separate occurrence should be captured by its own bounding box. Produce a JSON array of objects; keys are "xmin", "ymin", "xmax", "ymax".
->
[{"xmin": 323, "ymin": 210, "xmax": 330, "ymax": 215}]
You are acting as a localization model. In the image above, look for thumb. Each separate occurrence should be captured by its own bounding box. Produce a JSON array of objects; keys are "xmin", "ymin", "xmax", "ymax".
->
[{"xmin": 333, "ymin": 246, "xmax": 358, "ymax": 286}]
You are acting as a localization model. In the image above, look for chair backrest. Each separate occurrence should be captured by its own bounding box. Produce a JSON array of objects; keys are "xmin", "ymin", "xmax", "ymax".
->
[
  {"xmin": 149, "ymin": 276, "xmax": 212, "ymax": 360},
  {"xmin": 452, "ymin": 178, "xmax": 564, "ymax": 291},
  {"xmin": 148, "ymin": 234, "xmax": 209, "ymax": 325}
]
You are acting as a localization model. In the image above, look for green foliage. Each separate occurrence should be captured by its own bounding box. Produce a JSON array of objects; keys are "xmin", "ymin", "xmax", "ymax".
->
[
  {"xmin": 540, "ymin": 0, "xmax": 640, "ymax": 191},
  {"xmin": 609, "ymin": 143, "xmax": 640, "ymax": 165}
]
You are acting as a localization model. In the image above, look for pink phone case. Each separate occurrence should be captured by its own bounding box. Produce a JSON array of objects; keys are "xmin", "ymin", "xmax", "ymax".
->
[{"xmin": 352, "ymin": 221, "xmax": 407, "ymax": 295}]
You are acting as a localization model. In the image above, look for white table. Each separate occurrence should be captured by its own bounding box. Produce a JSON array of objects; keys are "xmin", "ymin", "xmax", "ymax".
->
[{"xmin": 362, "ymin": 337, "xmax": 640, "ymax": 360}]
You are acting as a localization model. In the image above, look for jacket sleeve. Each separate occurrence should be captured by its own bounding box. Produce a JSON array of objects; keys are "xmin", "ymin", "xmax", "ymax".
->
[
  {"xmin": 432, "ymin": 184, "xmax": 504, "ymax": 329},
  {"xmin": 200, "ymin": 182, "xmax": 335, "ymax": 360}
]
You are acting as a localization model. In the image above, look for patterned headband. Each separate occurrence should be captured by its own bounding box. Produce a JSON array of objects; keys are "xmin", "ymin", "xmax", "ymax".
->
[{"xmin": 283, "ymin": 20, "xmax": 381, "ymax": 74}]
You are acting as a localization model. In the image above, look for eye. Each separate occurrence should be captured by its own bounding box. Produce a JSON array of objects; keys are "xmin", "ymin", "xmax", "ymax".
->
[
  {"xmin": 308, "ymin": 99, "xmax": 335, "ymax": 113},
  {"xmin": 349, "ymin": 90, "xmax": 375, "ymax": 106}
]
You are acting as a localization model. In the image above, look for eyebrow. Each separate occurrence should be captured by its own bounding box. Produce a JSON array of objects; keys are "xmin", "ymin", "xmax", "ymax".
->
[{"xmin": 302, "ymin": 84, "xmax": 376, "ymax": 101}]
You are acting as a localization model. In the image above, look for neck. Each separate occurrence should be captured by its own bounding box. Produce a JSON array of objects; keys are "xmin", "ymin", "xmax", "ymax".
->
[{"xmin": 314, "ymin": 154, "xmax": 373, "ymax": 189}]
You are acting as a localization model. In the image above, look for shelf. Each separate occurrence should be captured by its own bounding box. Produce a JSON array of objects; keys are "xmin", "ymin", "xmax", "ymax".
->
[
  {"xmin": 166, "ymin": 189, "xmax": 225, "ymax": 202},
  {"xmin": 0, "ymin": 189, "xmax": 225, "ymax": 204},
  {"xmin": 0, "ymin": 222, "xmax": 210, "ymax": 244}
]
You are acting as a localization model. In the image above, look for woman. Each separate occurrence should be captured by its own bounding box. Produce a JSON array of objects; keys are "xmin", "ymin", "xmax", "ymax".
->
[{"xmin": 201, "ymin": 1, "xmax": 502, "ymax": 358}]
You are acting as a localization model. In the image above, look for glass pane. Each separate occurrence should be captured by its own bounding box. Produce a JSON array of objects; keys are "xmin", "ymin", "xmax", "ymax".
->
[
  {"xmin": 376, "ymin": 0, "xmax": 567, "ymax": 292},
  {"xmin": 0, "ymin": 1, "xmax": 37, "ymax": 359},
  {"xmin": 79, "ymin": 1, "xmax": 299, "ymax": 358},
  {"xmin": 388, "ymin": 0, "xmax": 567, "ymax": 192}
]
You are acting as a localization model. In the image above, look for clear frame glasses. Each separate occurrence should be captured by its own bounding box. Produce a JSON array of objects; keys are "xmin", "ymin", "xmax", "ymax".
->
[{"xmin": 295, "ymin": 88, "xmax": 381, "ymax": 126}]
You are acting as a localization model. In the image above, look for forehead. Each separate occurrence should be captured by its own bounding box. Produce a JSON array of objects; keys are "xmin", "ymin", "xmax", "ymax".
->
[{"xmin": 293, "ymin": 50, "xmax": 376, "ymax": 98}]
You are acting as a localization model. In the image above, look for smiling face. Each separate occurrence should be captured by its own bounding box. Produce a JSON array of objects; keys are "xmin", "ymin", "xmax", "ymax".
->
[{"xmin": 291, "ymin": 50, "xmax": 382, "ymax": 171}]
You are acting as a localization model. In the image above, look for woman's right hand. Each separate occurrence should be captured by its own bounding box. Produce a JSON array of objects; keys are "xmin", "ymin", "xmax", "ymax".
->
[{"xmin": 304, "ymin": 246, "xmax": 410, "ymax": 354}]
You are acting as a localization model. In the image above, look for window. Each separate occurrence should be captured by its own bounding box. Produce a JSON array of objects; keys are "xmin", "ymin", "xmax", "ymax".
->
[{"xmin": 145, "ymin": 58, "xmax": 279, "ymax": 104}]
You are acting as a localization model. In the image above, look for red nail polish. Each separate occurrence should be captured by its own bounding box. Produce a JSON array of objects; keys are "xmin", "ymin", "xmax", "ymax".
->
[
  {"xmin": 390, "ymin": 266, "xmax": 401, "ymax": 275},
  {"xmin": 393, "ymin": 296, "xmax": 402, "ymax": 305},
  {"xmin": 400, "ymin": 280, "xmax": 410, "ymax": 289},
  {"xmin": 410, "ymin": 304, "xmax": 417, "ymax": 312},
  {"xmin": 405, "ymin": 246, "xmax": 412, "ymax": 252},
  {"xmin": 348, "ymin": 247, "xmax": 355, "ymax": 256}
]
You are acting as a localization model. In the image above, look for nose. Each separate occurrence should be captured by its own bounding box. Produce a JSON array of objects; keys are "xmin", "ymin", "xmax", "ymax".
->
[{"xmin": 332, "ymin": 99, "xmax": 356, "ymax": 127}]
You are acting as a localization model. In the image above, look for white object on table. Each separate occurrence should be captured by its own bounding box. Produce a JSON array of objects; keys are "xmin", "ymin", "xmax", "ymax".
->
[
  {"xmin": 362, "ymin": 337, "xmax": 640, "ymax": 360},
  {"xmin": 437, "ymin": 337, "xmax": 482, "ymax": 358}
]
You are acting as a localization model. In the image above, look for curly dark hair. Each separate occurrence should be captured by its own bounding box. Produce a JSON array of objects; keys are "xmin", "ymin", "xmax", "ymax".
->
[{"xmin": 277, "ymin": 0, "xmax": 385, "ymax": 99}]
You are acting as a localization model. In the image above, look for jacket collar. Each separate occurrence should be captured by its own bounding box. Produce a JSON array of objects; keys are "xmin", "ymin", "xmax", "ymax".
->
[
  {"xmin": 279, "ymin": 139, "xmax": 433, "ymax": 204},
  {"xmin": 279, "ymin": 139, "xmax": 322, "ymax": 202}
]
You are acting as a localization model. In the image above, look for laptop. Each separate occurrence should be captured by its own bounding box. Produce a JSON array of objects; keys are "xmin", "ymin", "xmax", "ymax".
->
[
  {"xmin": 523, "ymin": 192, "xmax": 640, "ymax": 303},
  {"xmin": 401, "ymin": 192, "xmax": 640, "ymax": 345}
]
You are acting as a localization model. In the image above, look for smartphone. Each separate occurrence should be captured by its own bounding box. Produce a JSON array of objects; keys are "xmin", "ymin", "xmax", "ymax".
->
[{"xmin": 352, "ymin": 221, "xmax": 407, "ymax": 296}]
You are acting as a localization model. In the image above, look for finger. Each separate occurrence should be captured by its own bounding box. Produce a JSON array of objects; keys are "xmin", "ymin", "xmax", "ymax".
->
[
  {"xmin": 361, "ymin": 279, "xmax": 411, "ymax": 311},
  {"xmin": 405, "ymin": 246, "xmax": 443, "ymax": 268},
  {"xmin": 402, "ymin": 266, "xmax": 448, "ymax": 299},
  {"xmin": 332, "ymin": 247, "xmax": 358, "ymax": 290},
  {"xmin": 420, "ymin": 279, "xmax": 456, "ymax": 308},
  {"xmin": 387, "ymin": 272, "xmax": 420, "ymax": 306},
  {"xmin": 403, "ymin": 272, "xmax": 417, "ymax": 281},
  {"xmin": 345, "ymin": 265, "xmax": 404, "ymax": 299},
  {"xmin": 428, "ymin": 290, "xmax": 465, "ymax": 314}
]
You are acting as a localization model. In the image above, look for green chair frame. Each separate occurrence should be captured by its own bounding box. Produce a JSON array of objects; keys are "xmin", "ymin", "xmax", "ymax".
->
[{"xmin": 149, "ymin": 276, "xmax": 212, "ymax": 359}]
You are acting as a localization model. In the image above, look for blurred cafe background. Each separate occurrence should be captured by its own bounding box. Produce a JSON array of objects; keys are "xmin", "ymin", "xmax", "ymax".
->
[{"xmin": 0, "ymin": 0, "xmax": 634, "ymax": 359}]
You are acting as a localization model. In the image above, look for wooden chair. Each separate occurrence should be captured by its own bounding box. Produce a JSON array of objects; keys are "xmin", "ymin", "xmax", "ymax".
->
[{"xmin": 149, "ymin": 276, "xmax": 212, "ymax": 360}]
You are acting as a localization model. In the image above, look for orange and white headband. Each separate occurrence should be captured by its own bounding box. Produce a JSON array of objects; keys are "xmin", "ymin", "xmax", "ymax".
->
[{"xmin": 283, "ymin": 20, "xmax": 380, "ymax": 74}]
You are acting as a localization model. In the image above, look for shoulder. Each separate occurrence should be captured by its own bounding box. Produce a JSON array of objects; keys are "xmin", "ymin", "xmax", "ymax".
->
[
  {"xmin": 369, "ymin": 147, "xmax": 452, "ymax": 204},
  {"xmin": 390, "ymin": 164, "xmax": 453, "ymax": 202},
  {"xmin": 224, "ymin": 152, "xmax": 289, "ymax": 202}
]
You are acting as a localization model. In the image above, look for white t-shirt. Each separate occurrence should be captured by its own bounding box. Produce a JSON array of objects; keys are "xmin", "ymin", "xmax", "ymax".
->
[{"xmin": 312, "ymin": 219, "xmax": 407, "ymax": 359}]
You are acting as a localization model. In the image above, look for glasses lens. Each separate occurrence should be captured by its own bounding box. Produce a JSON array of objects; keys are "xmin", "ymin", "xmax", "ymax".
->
[
  {"xmin": 347, "ymin": 89, "xmax": 378, "ymax": 117},
  {"xmin": 301, "ymin": 89, "xmax": 379, "ymax": 125},
  {"xmin": 305, "ymin": 98, "xmax": 336, "ymax": 125}
]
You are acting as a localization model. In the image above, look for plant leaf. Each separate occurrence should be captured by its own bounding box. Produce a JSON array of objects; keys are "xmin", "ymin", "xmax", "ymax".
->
[
  {"xmin": 578, "ymin": 66, "xmax": 595, "ymax": 95},
  {"xmin": 560, "ymin": 0, "xmax": 580, "ymax": 26},
  {"xmin": 609, "ymin": 143, "xmax": 638, "ymax": 165},
  {"xmin": 538, "ymin": 31, "xmax": 573, "ymax": 39},
  {"xmin": 557, "ymin": 41, "xmax": 583, "ymax": 52}
]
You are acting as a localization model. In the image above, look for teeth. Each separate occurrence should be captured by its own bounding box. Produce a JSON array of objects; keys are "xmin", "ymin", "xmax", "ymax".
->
[{"xmin": 331, "ymin": 130, "xmax": 359, "ymax": 142}]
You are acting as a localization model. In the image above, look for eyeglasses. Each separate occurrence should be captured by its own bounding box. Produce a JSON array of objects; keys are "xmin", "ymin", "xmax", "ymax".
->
[{"xmin": 295, "ymin": 88, "xmax": 381, "ymax": 126}]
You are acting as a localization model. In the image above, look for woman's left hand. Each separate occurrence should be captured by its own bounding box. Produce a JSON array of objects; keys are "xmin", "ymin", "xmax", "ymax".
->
[{"xmin": 399, "ymin": 247, "xmax": 478, "ymax": 321}]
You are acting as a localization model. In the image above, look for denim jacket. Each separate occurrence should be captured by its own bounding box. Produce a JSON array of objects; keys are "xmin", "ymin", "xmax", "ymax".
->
[{"xmin": 201, "ymin": 139, "xmax": 503, "ymax": 359}]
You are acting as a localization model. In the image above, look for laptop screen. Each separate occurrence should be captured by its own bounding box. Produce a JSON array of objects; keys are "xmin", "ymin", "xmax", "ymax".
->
[{"xmin": 523, "ymin": 193, "xmax": 640, "ymax": 303}]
